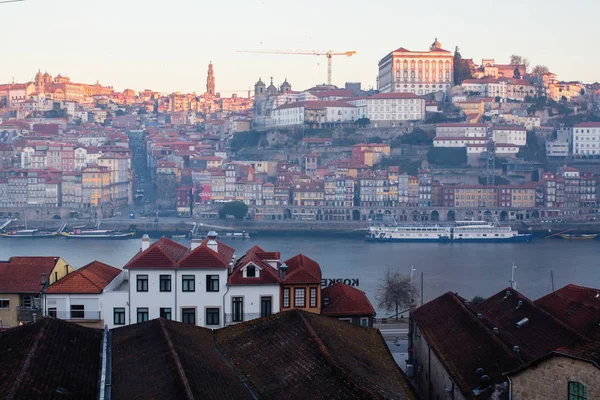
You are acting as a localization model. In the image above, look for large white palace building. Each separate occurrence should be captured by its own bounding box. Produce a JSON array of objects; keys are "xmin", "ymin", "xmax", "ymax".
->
[{"xmin": 378, "ymin": 38, "xmax": 454, "ymax": 95}]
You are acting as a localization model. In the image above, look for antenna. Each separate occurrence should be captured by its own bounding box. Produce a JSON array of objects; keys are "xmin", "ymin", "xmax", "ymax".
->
[{"xmin": 509, "ymin": 263, "xmax": 517, "ymax": 290}]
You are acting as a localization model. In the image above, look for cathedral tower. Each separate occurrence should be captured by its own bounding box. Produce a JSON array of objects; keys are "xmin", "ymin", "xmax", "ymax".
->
[{"xmin": 206, "ymin": 62, "xmax": 215, "ymax": 96}]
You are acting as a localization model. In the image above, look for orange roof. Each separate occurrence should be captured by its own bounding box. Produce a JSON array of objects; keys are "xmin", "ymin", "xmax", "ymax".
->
[{"xmin": 46, "ymin": 261, "xmax": 121, "ymax": 294}]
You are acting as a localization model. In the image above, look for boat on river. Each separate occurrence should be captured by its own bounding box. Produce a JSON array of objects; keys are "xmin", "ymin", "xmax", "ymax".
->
[
  {"xmin": 366, "ymin": 220, "xmax": 532, "ymax": 243},
  {"xmin": 1, "ymin": 228, "xmax": 58, "ymax": 238},
  {"xmin": 560, "ymin": 233, "xmax": 598, "ymax": 240},
  {"xmin": 60, "ymin": 229, "xmax": 135, "ymax": 239}
]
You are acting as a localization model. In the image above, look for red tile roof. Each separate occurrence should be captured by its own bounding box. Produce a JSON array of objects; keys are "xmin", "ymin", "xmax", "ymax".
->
[
  {"xmin": 46, "ymin": 261, "xmax": 120, "ymax": 294},
  {"xmin": 123, "ymin": 237, "xmax": 188, "ymax": 270},
  {"xmin": 535, "ymin": 284, "xmax": 600, "ymax": 340},
  {"xmin": 367, "ymin": 92, "xmax": 422, "ymax": 100},
  {"xmin": 229, "ymin": 246, "xmax": 281, "ymax": 285},
  {"xmin": 216, "ymin": 310, "xmax": 418, "ymax": 399},
  {"xmin": 178, "ymin": 244, "xmax": 227, "ymax": 269},
  {"xmin": 282, "ymin": 254, "xmax": 322, "ymax": 284},
  {"xmin": 411, "ymin": 292, "xmax": 522, "ymax": 397},
  {"xmin": 471, "ymin": 288, "xmax": 583, "ymax": 362},
  {"xmin": 575, "ymin": 122, "xmax": 600, "ymax": 128},
  {"xmin": 321, "ymin": 283, "xmax": 375, "ymax": 316},
  {"xmin": 0, "ymin": 257, "xmax": 61, "ymax": 293}
]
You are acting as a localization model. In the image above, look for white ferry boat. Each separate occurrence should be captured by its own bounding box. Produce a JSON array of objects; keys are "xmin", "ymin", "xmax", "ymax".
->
[{"xmin": 366, "ymin": 220, "xmax": 532, "ymax": 243}]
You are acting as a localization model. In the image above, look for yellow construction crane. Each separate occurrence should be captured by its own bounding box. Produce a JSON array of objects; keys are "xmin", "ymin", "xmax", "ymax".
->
[{"xmin": 237, "ymin": 50, "xmax": 356, "ymax": 86}]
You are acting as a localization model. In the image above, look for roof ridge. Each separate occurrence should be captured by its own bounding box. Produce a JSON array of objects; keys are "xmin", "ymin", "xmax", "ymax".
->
[
  {"xmin": 297, "ymin": 312, "xmax": 381, "ymax": 399},
  {"xmin": 78, "ymin": 270, "xmax": 103, "ymax": 292},
  {"xmin": 158, "ymin": 319, "xmax": 194, "ymax": 400},
  {"xmin": 7, "ymin": 321, "xmax": 47, "ymax": 400}
]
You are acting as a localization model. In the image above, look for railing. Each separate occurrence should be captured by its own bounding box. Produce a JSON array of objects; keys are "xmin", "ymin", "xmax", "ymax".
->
[
  {"xmin": 17, "ymin": 308, "xmax": 43, "ymax": 324},
  {"xmin": 224, "ymin": 313, "xmax": 263, "ymax": 326},
  {"xmin": 49, "ymin": 310, "xmax": 102, "ymax": 321}
]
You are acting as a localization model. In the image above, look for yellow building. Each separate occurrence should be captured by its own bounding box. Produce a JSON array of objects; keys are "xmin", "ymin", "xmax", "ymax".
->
[
  {"xmin": 511, "ymin": 186, "xmax": 536, "ymax": 208},
  {"xmin": 456, "ymin": 100, "xmax": 484, "ymax": 119},
  {"xmin": 453, "ymin": 185, "xmax": 498, "ymax": 208},
  {"xmin": 82, "ymin": 165, "xmax": 111, "ymax": 207},
  {"xmin": 0, "ymin": 256, "xmax": 74, "ymax": 328}
]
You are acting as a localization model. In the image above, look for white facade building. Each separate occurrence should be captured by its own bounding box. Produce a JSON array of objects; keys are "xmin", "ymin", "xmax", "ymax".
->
[
  {"xmin": 352, "ymin": 92, "xmax": 425, "ymax": 126},
  {"xmin": 270, "ymin": 101, "xmax": 357, "ymax": 127},
  {"xmin": 44, "ymin": 261, "xmax": 128, "ymax": 329},
  {"xmin": 573, "ymin": 122, "xmax": 600, "ymax": 157},
  {"xmin": 378, "ymin": 38, "xmax": 454, "ymax": 95},
  {"xmin": 492, "ymin": 126, "xmax": 527, "ymax": 146}
]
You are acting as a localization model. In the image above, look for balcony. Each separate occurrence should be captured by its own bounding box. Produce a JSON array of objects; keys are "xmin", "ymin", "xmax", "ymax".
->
[
  {"xmin": 17, "ymin": 307, "xmax": 43, "ymax": 324},
  {"xmin": 49, "ymin": 310, "xmax": 102, "ymax": 321}
]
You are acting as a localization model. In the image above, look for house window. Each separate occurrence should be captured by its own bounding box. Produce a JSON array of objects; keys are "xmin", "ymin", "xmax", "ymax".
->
[
  {"xmin": 137, "ymin": 307, "xmax": 149, "ymax": 323},
  {"xmin": 260, "ymin": 296, "xmax": 272, "ymax": 317},
  {"xmin": 181, "ymin": 308, "xmax": 195, "ymax": 325},
  {"xmin": 568, "ymin": 382, "xmax": 587, "ymax": 400},
  {"xmin": 246, "ymin": 266, "xmax": 256, "ymax": 278},
  {"xmin": 283, "ymin": 288, "xmax": 290, "ymax": 308},
  {"xmin": 360, "ymin": 318, "xmax": 369, "ymax": 327},
  {"xmin": 206, "ymin": 275, "xmax": 219, "ymax": 292},
  {"xmin": 159, "ymin": 275, "xmax": 171, "ymax": 292},
  {"xmin": 232, "ymin": 297, "xmax": 244, "ymax": 322},
  {"xmin": 294, "ymin": 288, "xmax": 306, "ymax": 308},
  {"xmin": 0, "ymin": 299, "xmax": 9, "ymax": 309},
  {"xmin": 206, "ymin": 308, "xmax": 220, "ymax": 326},
  {"xmin": 136, "ymin": 275, "xmax": 148, "ymax": 292},
  {"xmin": 310, "ymin": 287, "xmax": 317, "ymax": 308},
  {"xmin": 70, "ymin": 304, "xmax": 85, "ymax": 319},
  {"xmin": 114, "ymin": 308, "xmax": 125, "ymax": 325},
  {"xmin": 182, "ymin": 275, "xmax": 195, "ymax": 292},
  {"xmin": 160, "ymin": 307, "xmax": 172, "ymax": 320},
  {"xmin": 22, "ymin": 296, "xmax": 32, "ymax": 308}
]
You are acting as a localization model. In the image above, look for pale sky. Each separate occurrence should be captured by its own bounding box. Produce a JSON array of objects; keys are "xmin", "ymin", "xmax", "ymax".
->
[{"xmin": 2, "ymin": 0, "xmax": 599, "ymax": 94}]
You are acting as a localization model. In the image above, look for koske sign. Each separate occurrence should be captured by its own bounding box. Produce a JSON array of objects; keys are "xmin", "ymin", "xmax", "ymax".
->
[{"xmin": 321, "ymin": 278, "xmax": 359, "ymax": 287}]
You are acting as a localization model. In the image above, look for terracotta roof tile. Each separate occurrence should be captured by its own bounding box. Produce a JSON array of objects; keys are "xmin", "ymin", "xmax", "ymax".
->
[
  {"xmin": 215, "ymin": 310, "xmax": 417, "ymax": 399},
  {"xmin": 178, "ymin": 244, "xmax": 227, "ymax": 269},
  {"xmin": 0, "ymin": 318, "xmax": 102, "ymax": 399},
  {"xmin": 282, "ymin": 254, "xmax": 322, "ymax": 284},
  {"xmin": 322, "ymin": 283, "xmax": 376, "ymax": 316},
  {"xmin": 46, "ymin": 261, "xmax": 120, "ymax": 294},
  {"xmin": 123, "ymin": 237, "xmax": 188, "ymax": 270},
  {"xmin": 0, "ymin": 256, "xmax": 61, "ymax": 293}
]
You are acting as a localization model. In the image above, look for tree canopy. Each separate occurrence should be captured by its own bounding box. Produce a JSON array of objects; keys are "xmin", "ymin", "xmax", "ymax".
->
[
  {"xmin": 532, "ymin": 65, "xmax": 550, "ymax": 76},
  {"xmin": 427, "ymin": 147, "xmax": 467, "ymax": 166},
  {"xmin": 453, "ymin": 46, "xmax": 473, "ymax": 84},
  {"xmin": 510, "ymin": 55, "xmax": 529, "ymax": 72},
  {"xmin": 219, "ymin": 201, "xmax": 248, "ymax": 219},
  {"xmin": 376, "ymin": 268, "xmax": 418, "ymax": 320}
]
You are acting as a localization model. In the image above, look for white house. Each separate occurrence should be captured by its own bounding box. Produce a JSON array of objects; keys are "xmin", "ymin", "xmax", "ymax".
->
[
  {"xmin": 573, "ymin": 122, "xmax": 600, "ymax": 157},
  {"xmin": 44, "ymin": 261, "xmax": 127, "ymax": 329},
  {"xmin": 123, "ymin": 234, "xmax": 234, "ymax": 328},
  {"xmin": 270, "ymin": 101, "xmax": 357, "ymax": 127},
  {"xmin": 224, "ymin": 245, "xmax": 282, "ymax": 325},
  {"xmin": 363, "ymin": 92, "xmax": 425, "ymax": 126}
]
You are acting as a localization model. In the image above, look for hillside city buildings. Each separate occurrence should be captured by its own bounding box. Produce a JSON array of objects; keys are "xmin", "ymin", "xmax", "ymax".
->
[{"xmin": 0, "ymin": 39, "xmax": 599, "ymax": 224}]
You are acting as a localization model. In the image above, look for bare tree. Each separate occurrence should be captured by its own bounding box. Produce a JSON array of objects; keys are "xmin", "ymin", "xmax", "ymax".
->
[
  {"xmin": 532, "ymin": 65, "xmax": 550, "ymax": 76},
  {"xmin": 376, "ymin": 268, "xmax": 419, "ymax": 320},
  {"xmin": 510, "ymin": 55, "xmax": 523, "ymax": 65}
]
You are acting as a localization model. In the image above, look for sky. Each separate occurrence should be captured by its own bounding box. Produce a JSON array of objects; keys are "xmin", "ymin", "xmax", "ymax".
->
[{"xmin": 1, "ymin": 0, "xmax": 599, "ymax": 94}]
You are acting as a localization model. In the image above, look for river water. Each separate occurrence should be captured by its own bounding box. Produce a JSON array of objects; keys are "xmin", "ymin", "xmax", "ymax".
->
[{"xmin": 2, "ymin": 237, "xmax": 599, "ymax": 315}]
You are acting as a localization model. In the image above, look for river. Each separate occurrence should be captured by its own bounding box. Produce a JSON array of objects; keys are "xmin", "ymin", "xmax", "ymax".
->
[{"xmin": 2, "ymin": 237, "xmax": 599, "ymax": 316}]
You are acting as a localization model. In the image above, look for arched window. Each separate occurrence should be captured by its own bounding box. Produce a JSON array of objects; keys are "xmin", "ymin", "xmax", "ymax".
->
[
  {"xmin": 425, "ymin": 60, "xmax": 430, "ymax": 69},
  {"xmin": 411, "ymin": 60, "xmax": 416, "ymax": 70},
  {"xmin": 568, "ymin": 382, "xmax": 587, "ymax": 400},
  {"xmin": 418, "ymin": 60, "xmax": 423, "ymax": 69},
  {"xmin": 403, "ymin": 60, "xmax": 408, "ymax": 69},
  {"xmin": 396, "ymin": 60, "xmax": 400, "ymax": 69},
  {"xmin": 431, "ymin": 61, "xmax": 436, "ymax": 70},
  {"xmin": 396, "ymin": 70, "xmax": 400, "ymax": 78}
]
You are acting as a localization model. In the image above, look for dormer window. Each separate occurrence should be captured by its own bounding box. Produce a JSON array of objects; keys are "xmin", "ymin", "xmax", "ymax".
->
[{"xmin": 247, "ymin": 266, "xmax": 256, "ymax": 278}]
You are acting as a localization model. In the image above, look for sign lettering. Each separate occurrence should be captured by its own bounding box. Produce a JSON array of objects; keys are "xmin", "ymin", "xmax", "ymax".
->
[{"xmin": 321, "ymin": 278, "xmax": 360, "ymax": 288}]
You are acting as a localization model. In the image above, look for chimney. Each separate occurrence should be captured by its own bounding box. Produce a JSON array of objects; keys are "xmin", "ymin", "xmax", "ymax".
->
[
  {"xmin": 207, "ymin": 230, "xmax": 218, "ymax": 240},
  {"xmin": 279, "ymin": 263, "xmax": 288, "ymax": 280},
  {"xmin": 513, "ymin": 346, "xmax": 520, "ymax": 353},
  {"xmin": 207, "ymin": 239, "xmax": 218, "ymax": 253},
  {"xmin": 191, "ymin": 238, "xmax": 202, "ymax": 250},
  {"xmin": 41, "ymin": 273, "xmax": 47, "ymax": 285},
  {"xmin": 141, "ymin": 234, "xmax": 150, "ymax": 251}
]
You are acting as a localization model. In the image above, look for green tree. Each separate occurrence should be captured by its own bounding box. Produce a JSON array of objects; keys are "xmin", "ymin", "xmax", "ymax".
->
[
  {"xmin": 471, "ymin": 296, "xmax": 486, "ymax": 305},
  {"xmin": 427, "ymin": 147, "xmax": 467, "ymax": 166},
  {"xmin": 115, "ymin": 109, "xmax": 126, "ymax": 116},
  {"xmin": 513, "ymin": 67, "xmax": 521, "ymax": 79},
  {"xmin": 367, "ymin": 136, "xmax": 383, "ymax": 144},
  {"xmin": 376, "ymin": 268, "xmax": 418, "ymax": 320},
  {"xmin": 580, "ymin": 88, "xmax": 586, "ymax": 96},
  {"xmin": 138, "ymin": 108, "xmax": 147, "ymax": 115},
  {"xmin": 355, "ymin": 117, "xmax": 370, "ymax": 127},
  {"xmin": 453, "ymin": 46, "xmax": 473, "ymax": 84},
  {"xmin": 219, "ymin": 201, "xmax": 248, "ymax": 219}
]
